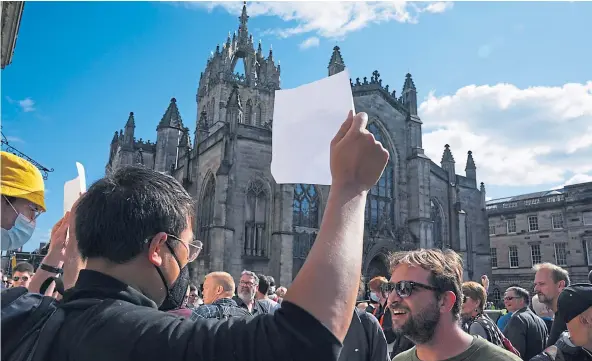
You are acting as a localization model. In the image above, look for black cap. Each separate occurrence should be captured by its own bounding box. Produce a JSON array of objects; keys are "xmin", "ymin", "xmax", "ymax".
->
[{"xmin": 558, "ymin": 283, "xmax": 592, "ymax": 324}]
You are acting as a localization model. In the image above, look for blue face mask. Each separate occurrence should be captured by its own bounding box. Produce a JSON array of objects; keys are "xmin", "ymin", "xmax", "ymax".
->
[
  {"xmin": 1, "ymin": 213, "xmax": 36, "ymax": 251},
  {"xmin": 370, "ymin": 292, "xmax": 380, "ymax": 302}
]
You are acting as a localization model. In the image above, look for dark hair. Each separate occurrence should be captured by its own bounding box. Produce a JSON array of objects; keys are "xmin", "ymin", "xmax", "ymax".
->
[
  {"xmin": 13, "ymin": 262, "xmax": 34, "ymax": 274},
  {"xmin": 507, "ymin": 286, "xmax": 530, "ymax": 304},
  {"xmin": 75, "ymin": 166, "xmax": 195, "ymax": 263},
  {"xmin": 257, "ymin": 274, "xmax": 270, "ymax": 295}
]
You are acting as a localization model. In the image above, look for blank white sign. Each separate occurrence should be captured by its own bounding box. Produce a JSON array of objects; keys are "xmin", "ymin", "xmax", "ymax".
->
[{"xmin": 271, "ymin": 69, "xmax": 355, "ymax": 185}]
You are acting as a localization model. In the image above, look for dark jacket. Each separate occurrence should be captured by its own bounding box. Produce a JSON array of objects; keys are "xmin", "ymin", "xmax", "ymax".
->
[
  {"xmin": 503, "ymin": 307, "xmax": 549, "ymax": 360},
  {"xmin": 339, "ymin": 308, "xmax": 389, "ymax": 361},
  {"xmin": 191, "ymin": 298, "xmax": 251, "ymax": 320},
  {"xmin": 529, "ymin": 332, "xmax": 592, "ymax": 361},
  {"xmin": 48, "ymin": 270, "xmax": 341, "ymax": 361},
  {"xmin": 546, "ymin": 311, "xmax": 567, "ymax": 347}
]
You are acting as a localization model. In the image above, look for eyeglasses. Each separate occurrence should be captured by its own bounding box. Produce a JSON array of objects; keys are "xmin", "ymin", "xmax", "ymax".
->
[
  {"xmin": 167, "ymin": 234, "xmax": 202, "ymax": 262},
  {"xmin": 13, "ymin": 276, "xmax": 29, "ymax": 282},
  {"xmin": 382, "ymin": 280, "xmax": 440, "ymax": 298},
  {"xmin": 239, "ymin": 281, "xmax": 255, "ymax": 287},
  {"xmin": 504, "ymin": 296, "xmax": 519, "ymax": 301},
  {"xmin": 4, "ymin": 196, "xmax": 43, "ymax": 222},
  {"xmin": 463, "ymin": 295, "xmax": 468, "ymax": 303}
]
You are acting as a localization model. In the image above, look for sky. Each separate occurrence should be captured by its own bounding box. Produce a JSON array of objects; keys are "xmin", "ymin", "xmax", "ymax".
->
[{"xmin": 1, "ymin": 1, "xmax": 591, "ymax": 252}]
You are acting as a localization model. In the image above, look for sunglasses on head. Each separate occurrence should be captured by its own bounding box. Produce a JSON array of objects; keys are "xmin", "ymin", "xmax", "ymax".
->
[
  {"xmin": 382, "ymin": 280, "xmax": 440, "ymax": 298},
  {"xmin": 13, "ymin": 276, "xmax": 29, "ymax": 282}
]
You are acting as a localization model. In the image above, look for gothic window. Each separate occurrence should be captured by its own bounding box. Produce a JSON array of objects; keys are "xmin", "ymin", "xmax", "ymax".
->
[
  {"xmin": 245, "ymin": 99, "xmax": 253, "ymax": 125},
  {"xmin": 293, "ymin": 184, "xmax": 319, "ymax": 228},
  {"xmin": 244, "ymin": 180, "xmax": 268, "ymax": 257},
  {"xmin": 256, "ymin": 104, "xmax": 263, "ymax": 126},
  {"xmin": 293, "ymin": 232, "xmax": 317, "ymax": 259},
  {"xmin": 366, "ymin": 122, "xmax": 394, "ymax": 228},
  {"xmin": 198, "ymin": 176, "xmax": 215, "ymax": 255},
  {"xmin": 431, "ymin": 200, "xmax": 443, "ymax": 249}
]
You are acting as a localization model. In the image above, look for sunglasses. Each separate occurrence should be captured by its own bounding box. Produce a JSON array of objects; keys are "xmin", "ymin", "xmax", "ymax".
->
[
  {"xmin": 13, "ymin": 276, "xmax": 29, "ymax": 282},
  {"xmin": 382, "ymin": 280, "xmax": 440, "ymax": 298},
  {"xmin": 504, "ymin": 296, "xmax": 519, "ymax": 301}
]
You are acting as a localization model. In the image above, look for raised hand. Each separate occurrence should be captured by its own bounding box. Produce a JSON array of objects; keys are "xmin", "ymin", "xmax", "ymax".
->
[{"xmin": 330, "ymin": 111, "xmax": 389, "ymax": 193}]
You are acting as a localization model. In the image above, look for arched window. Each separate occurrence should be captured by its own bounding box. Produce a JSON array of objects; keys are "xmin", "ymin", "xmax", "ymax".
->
[
  {"xmin": 293, "ymin": 184, "xmax": 320, "ymax": 276},
  {"xmin": 244, "ymin": 180, "xmax": 267, "ymax": 257},
  {"xmin": 431, "ymin": 200, "xmax": 443, "ymax": 249},
  {"xmin": 366, "ymin": 123, "xmax": 394, "ymax": 228},
  {"xmin": 245, "ymin": 99, "xmax": 253, "ymax": 125},
  {"xmin": 198, "ymin": 176, "xmax": 215, "ymax": 255},
  {"xmin": 491, "ymin": 288, "xmax": 501, "ymax": 306},
  {"xmin": 256, "ymin": 104, "xmax": 263, "ymax": 126}
]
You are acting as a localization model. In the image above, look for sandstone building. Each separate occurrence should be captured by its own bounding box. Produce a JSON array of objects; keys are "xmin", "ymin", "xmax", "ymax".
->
[
  {"xmin": 486, "ymin": 181, "xmax": 592, "ymax": 306},
  {"xmin": 1, "ymin": 1, "xmax": 25, "ymax": 69},
  {"xmin": 106, "ymin": 4, "xmax": 491, "ymax": 286}
]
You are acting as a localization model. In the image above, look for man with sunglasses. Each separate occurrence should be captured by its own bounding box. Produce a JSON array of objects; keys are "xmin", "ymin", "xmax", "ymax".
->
[
  {"xmin": 42, "ymin": 111, "xmax": 390, "ymax": 361},
  {"xmin": 1, "ymin": 151, "xmax": 46, "ymax": 251},
  {"xmin": 388, "ymin": 249, "xmax": 521, "ymax": 361},
  {"xmin": 11, "ymin": 262, "xmax": 34, "ymax": 289}
]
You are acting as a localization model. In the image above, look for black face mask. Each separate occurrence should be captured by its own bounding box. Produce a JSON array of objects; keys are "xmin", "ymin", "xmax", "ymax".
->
[{"xmin": 157, "ymin": 243, "xmax": 191, "ymax": 312}]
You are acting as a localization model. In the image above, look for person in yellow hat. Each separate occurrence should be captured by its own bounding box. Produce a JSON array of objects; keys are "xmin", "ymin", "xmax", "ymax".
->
[{"xmin": 1, "ymin": 151, "xmax": 46, "ymax": 250}]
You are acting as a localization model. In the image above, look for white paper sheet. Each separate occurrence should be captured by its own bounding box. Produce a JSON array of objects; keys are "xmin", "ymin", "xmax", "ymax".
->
[
  {"xmin": 271, "ymin": 69, "xmax": 355, "ymax": 185},
  {"xmin": 63, "ymin": 162, "xmax": 87, "ymax": 215}
]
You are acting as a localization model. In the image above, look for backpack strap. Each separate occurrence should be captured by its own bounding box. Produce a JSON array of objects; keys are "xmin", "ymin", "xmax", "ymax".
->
[{"xmin": 39, "ymin": 276, "xmax": 65, "ymax": 296}]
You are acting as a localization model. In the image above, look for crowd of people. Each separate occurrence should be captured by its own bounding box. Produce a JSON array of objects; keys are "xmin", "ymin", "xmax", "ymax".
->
[{"xmin": 1, "ymin": 111, "xmax": 591, "ymax": 361}]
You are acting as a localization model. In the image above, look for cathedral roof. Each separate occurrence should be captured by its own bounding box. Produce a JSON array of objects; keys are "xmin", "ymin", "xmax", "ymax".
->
[
  {"xmin": 158, "ymin": 97, "xmax": 183, "ymax": 129},
  {"xmin": 441, "ymin": 144, "xmax": 455, "ymax": 163},
  {"xmin": 465, "ymin": 150, "xmax": 476, "ymax": 170},
  {"xmin": 328, "ymin": 46, "xmax": 345, "ymax": 70},
  {"xmin": 125, "ymin": 111, "xmax": 135, "ymax": 128}
]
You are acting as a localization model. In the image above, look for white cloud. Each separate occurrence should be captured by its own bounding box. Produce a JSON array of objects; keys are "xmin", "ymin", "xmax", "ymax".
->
[
  {"xmin": 299, "ymin": 36, "xmax": 320, "ymax": 50},
  {"xmin": 19, "ymin": 98, "xmax": 35, "ymax": 112},
  {"xmin": 419, "ymin": 81, "xmax": 592, "ymax": 187},
  {"xmin": 187, "ymin": 1, "xmax": 453, "ymax": 39},
  {"xmin": 554, "ymin": 173, "xmax": 592, "ymax": 189},
  {"xmin": 5, "ymin": 136, "xmax": 24, "ymax": 143}
]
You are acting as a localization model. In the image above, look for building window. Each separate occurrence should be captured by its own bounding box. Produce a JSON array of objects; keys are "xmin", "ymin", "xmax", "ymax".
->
[
  {"xmin": 431, "ymin": 200, "xmax": 444, "ymax": 248},
  {"xmin": 256, "ymin": 104, "xmax": 263, "ymax": 126},
  {"xmin": 530, "ymin": 244, "xmax": 542, "ymax": 265},
  {"xmin": 528, "ymin": 215, "xmax": 539, "ymax": 232},
  {"xmin": 586, "ymin": 240, "xmax": 592, "ymax": 266},
  {"xmin": 245, "ymin": 99, "xmax": 253, "ymax": 125},
  {"xmin": 366, "ymin": 123, "xmax": 395, "ymax": 229},
  {"xmin": 490, "ymin": 248, "xmax": 498, "ymax": 268},
  {"xmin": 293, "ymin": 232, "xmax": 317, "ymax": 259},
  {"xmin": 509, "ymin": 246, "xmax": 519, "ymax": 268},
  {"xmin": 507, "ymin": 218, "xmax": 516, "ymax": 233},
  {"xmin": 198, "ymin": 176, "xmax": 216, "ymax": 255},
  {"xmin": 583, "ymin": 211, "xmax": 592, "ymax": 226},
  {"xmin": 491, "ymin": 288, "xmax": 501, "ymax": 306},
  {"xmin": 554, "ymin": 242, "xmax": 568, "ymax": 266},
  {"xmin": 244, "ymin": 180, "xmax": 268, "ymax": 257},
  {"xmin": 551, "ymin": 214, "xmax": 564, "ymax": 229},
  {"xmin": 489, "ymin": 225, "xmax": 495, "ymax": 236}
]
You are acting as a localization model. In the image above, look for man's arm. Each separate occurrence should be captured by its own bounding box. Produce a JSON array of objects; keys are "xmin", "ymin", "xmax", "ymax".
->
[{"xmin": 284, "ymin": 111, "xmax": 389, "ymax": 341}]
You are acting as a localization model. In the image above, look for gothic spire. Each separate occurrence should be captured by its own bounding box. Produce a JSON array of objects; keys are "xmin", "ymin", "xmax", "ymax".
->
[
  {"xmin": 125, "ymin": 112, "xmax": 135, "ymax": 128},
  {"xmin": 178, "ymin": 127, "xmax": 191, "ymax": 148},
  {"xmin": 239, "ymin": 1, "xmax": 249, "ymax": 33},
  {"xmin": 158, "ymin": 98, "xmax": 183, "ymax": 129},
  {"xmin": 465, "ymin": 150, "xmax": 476, "ymax": 171},
  {"xmin": 328, "ymin": 46, "xmax": 345, "ymax": 76},
  {"xmin": 480, "ymin": 182, "xmax": 486, "ymax": 192},
  {"xmin": 403, "ymin": 73, "xmax": 416, "ymax": 91},
  {"xmin": 441, "ymin": 144, "xmax": 455, "ymax": 163},
  {"xmin": 111, "ymin": 131, "xmax": 119, "ymax": 144}
]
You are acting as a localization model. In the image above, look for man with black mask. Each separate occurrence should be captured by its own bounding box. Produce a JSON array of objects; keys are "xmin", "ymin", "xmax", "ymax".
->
[{"xmin": 44, "ymin": 111, "xmax": 390, "ymax": 361}]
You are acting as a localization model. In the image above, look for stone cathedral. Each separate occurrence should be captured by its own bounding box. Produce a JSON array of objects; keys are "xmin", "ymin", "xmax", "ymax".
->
[{"xmin": 106, "ymin": 4, "xmax": 491, "ymax": 286}]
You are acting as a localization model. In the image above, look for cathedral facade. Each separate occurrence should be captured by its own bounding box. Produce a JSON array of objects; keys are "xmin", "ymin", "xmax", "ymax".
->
[{"xmin": 106, "ymin": 4, "xmax": 491, "ymax": 286}]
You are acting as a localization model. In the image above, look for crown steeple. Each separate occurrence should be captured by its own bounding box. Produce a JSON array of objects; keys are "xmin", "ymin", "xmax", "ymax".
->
[
  {"xmin": 158, "ymin": 98, "xmax": 183, "ymax": 129},
  {"xmin": 328, "ymin": 46, "xmax": 345, "ymax": 76}
]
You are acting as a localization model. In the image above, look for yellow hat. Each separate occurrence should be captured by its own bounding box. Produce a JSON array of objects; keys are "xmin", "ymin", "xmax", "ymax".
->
[{"xmin": 1, "ymin": 151, "xmax": 46, "ymax": 212}]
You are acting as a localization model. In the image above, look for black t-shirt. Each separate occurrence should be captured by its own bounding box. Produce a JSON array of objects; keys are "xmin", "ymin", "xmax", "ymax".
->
[
  {"xmin": 49, "ymin": 270, "xmax": 341, "ymax": 361},
  {"xmin": 546, "ymin": 311, "xmax": 567, "ymax": 347}
]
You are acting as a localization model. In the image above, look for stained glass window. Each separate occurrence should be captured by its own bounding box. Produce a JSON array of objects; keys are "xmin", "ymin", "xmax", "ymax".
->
[
  {"xmin": 198, "ymin": 176, "xmax": 216, "ymax": 255},
  {"xmin": 366, "ymin": 123, "xmax": 394, "ymax": 228},
  {"xmin": 244, "ymin": 180, "xmax": 267, "ymax": 257}
]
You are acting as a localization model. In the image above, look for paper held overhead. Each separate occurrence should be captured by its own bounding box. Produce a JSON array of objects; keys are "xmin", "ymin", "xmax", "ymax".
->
[
  {"xmin": 63, "ymin": 162, "xmax": 87, "ymax": 215},
  {"xmin": 271, "ymin": 69, "xmax": 355, "ymax": 185}
]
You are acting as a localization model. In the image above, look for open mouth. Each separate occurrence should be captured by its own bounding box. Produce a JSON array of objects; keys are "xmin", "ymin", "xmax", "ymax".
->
[{"xmin": 391, "ymin": 309, "xmax": 407, "ymax": 315}]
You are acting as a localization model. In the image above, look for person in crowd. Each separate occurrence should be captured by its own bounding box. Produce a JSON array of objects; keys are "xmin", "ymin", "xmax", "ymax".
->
[
  {"xmin": 11, "ymin": 262, "xmax": 34, "ymax": 289},
  {"xmin": 533, "ymin": 263, "xmax": 570, "ymax": 346},
  {"xmin": 267, "ymin": 276, "xmax": 279, "ymax": 302},
  {"xmin": 191, "ymin": 271, "xmax": 250, "ymax": 320},
  {"xmin": 233, "ymin": 270, "xmax": 273, "ymax": 315},
  {"xmin": 45, "ymin": 110, "xmax": 389, "ymax": 361},
  {"xmin": 503, "ymin": 286, "xmax": 548, "ymax": 360},
  {"xmin": 529, "ymin": 283, "xmax": 592, "ymax": 361},
  {"xmin": 339, "ymin": 276, "xmax": 389, "ymax": 361},
  {"xmin": 1, "ymin": 151, "xmax": 46, "ymax": 251},
  {"xmin": 532, "ymin": 295, "xmax": 554, "ymax": 331},
  {"xmin": 186, "ymin": 284, "xmax": 200, "ymax": 309},
  {"xmin": 389, "ymin": 248, "xmax": 521, "ymax": 361},
  {"xmin": 498, "ymin": 308, "xmax": 514, "ymax": 332},
  {"xmin": 461, "ymin": 281, "xmax": 508, "ymax": 349},
  {"xmin": 275, "ymin": 286, "xmax": 287, "ymax": 303},
  {"xmin": 255, "ymin": 274, "xmax": 280, "ymax": 313}
]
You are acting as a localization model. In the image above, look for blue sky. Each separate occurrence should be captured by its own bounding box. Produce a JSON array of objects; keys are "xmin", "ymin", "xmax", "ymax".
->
[{"xmin": 2, "ymin": 1, "xmax": 591, "ymax": 251}]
